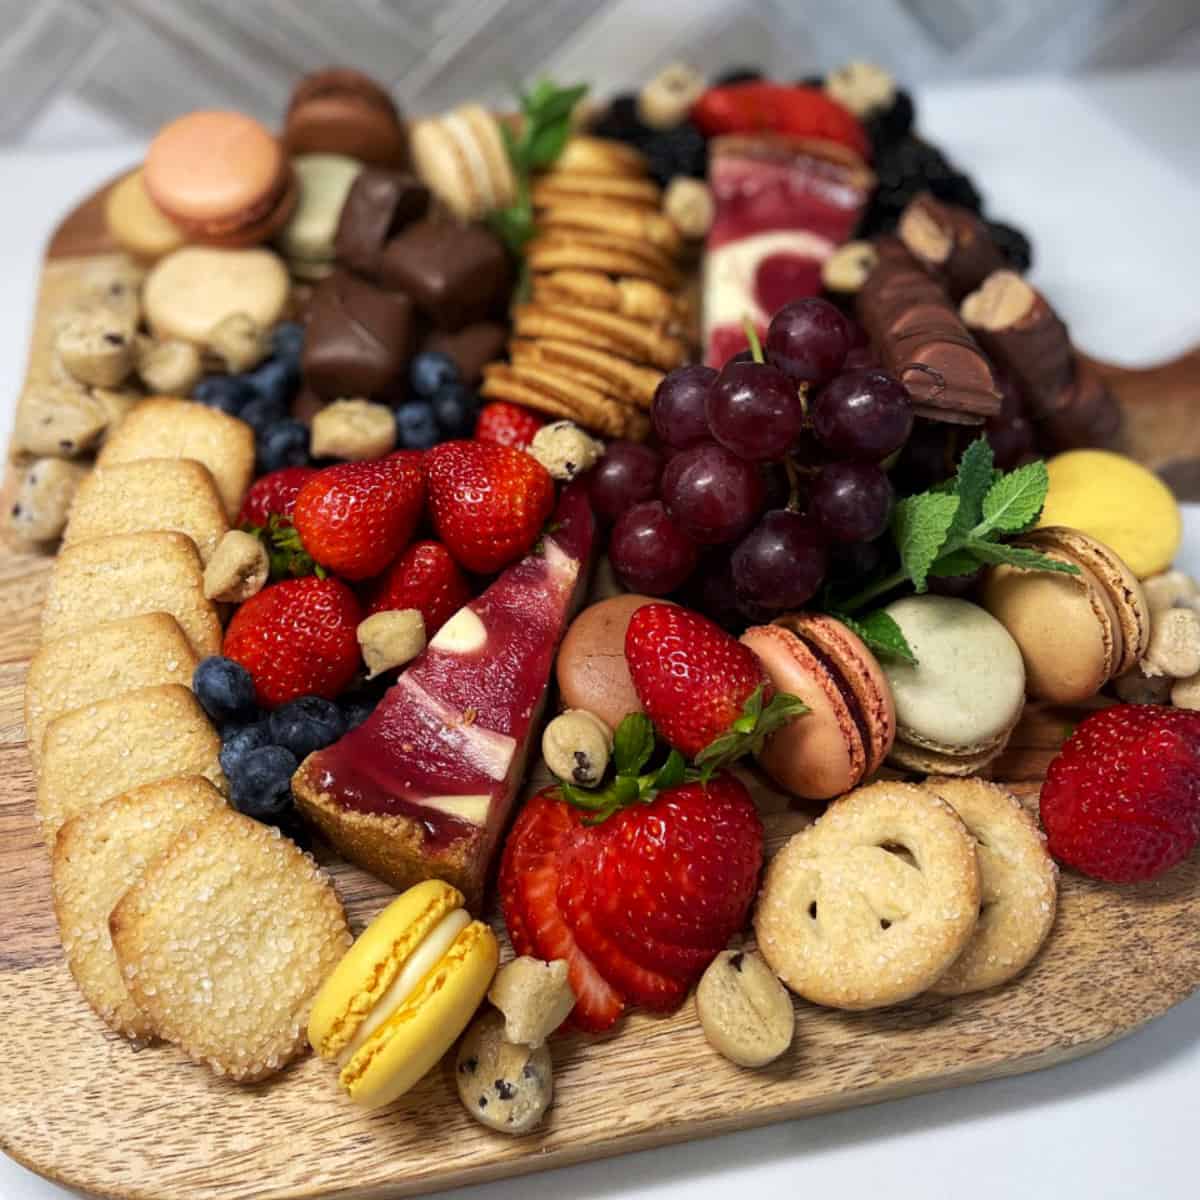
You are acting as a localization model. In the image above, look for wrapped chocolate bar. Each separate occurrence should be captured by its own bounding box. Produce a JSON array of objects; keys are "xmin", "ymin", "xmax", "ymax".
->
[{"xmin": 897, "ymin": 193, "xmax": 1006, "ymax": 301}]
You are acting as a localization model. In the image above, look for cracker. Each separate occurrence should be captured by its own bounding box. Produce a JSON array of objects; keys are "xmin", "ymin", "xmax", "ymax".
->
[
  {"xmin": 63, "ymin": 458, "xmax": 230, "ymax": 565},
  {"xmin": 481, "ymin": 363, "xmax": 628, "ymax": 438},
  {"xmin": 41, "ymin": 530, "xmax": 221, "ymax": 658},
  {"xmin": 922, "ymin": 778, "xmax": 1058, "ymax": 996},
  {"xmin": 532, "ymin": 174, "xmax": 661, "ymax": 209},
  {"xmin": 37, "ymin": 684, "xmax": 226, "ymax": 845},
  {"xmin": 537, "ymin": 199, "xmax": 682, "ymax": 256},
  {"xmin": 96, "ymin": 397, "xmax": 255, "ymax": 519},
  {"xmin": 552, "ymin": 137, "xmax": 648, "ymax": 178},
  {"xmin": 25, "ymin": 612, "xmax": 199, "ymax": 770},
  {"xmin": 511, "ymin": 337, "xmax": 663, "ymax": 409},
  {"xmin": 525, "ymin": 236, "xmax": 680, "ymax": 290},
  {"xmin": 513, "ymin": 303, "xmax": 685, "ymax": 371},
  {"xmin": 530, "ymin": 271, "xmax": 677, "ymax": 327},
  {"xmin": 51, "ymin": 777, "xmax": 226, "ymax": 1038},
  {"xmin": 109, "ymin": 807, "xmax": 351, "ymax": 1081}
]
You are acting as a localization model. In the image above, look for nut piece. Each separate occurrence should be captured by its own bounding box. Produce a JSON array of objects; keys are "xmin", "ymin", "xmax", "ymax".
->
[
  {"xmin": 824, "ymin": 60, "xmax": 897, "ymax": 118},
  {"xmin": 357, "ymin": 609, "xmax": 426, "ymax": 678},
  {"xmin": 663, "ymin": 177, "xmax": 714, "ymax": 241},
  {"xmin": 13, "ymin": 384, "xmax": 108, "ymax": 457},
  {"xmin": 1141, "ymin": 569, "xmax": 1199, "ymax": 617},
  {"xmin": 487, "ymin": 956, "xmax": 576, "ymax": 1048},
  {"xmin": 822, "ymin": 240, "xmax": 879, "ymax": 295},
  {"xmin": 1141, "ymin": 606, "xmax": 1200, "ymax": 679},
  {"xmin": 136, "ymin": 336, "xmax": 203, "ymax": 395},
  {"xmin": 695, "ymin": 949, "xmax": 795, "ymax": 1068},
  {"xmin": 7, "ymin": 458, "xmax": 89, "ymax": 543},
  {"xmin": 456, "ymin": 1010, "xmax": 553, "ymax": 1135},
  {"xmin": 637, "ymin": 62, "xmax": 705, "ymax": 131},
  {"xmin": 1113, "ymin": 668, "xmax": 1172, "ymax": 706},
  {"xmin": 56, "ymin": 311, "xmax": 136, "ymax": 388},
  {"xmin": 208, "ymin": 312, "xmax": 270, "ymax": 374},
  {"xmin": 203, "ymin": 530, "xmax": 269, "ymax": 603},
  {"xmin": 541, "ymin": 709, "xmax": 612, "ymax": 787},
  {"xmin": 310, "ymin": 398, "xmax": 397, "ymax": 461},
  {"xmin": 527, "ymin": 421, "xmax": 604, "ymax": 482},
  {"xmin": 1170, "ymin": 672, "xmax": 1200, "ymax": 711}
]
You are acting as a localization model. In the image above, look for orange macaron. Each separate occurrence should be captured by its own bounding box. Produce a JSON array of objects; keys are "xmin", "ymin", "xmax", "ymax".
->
[
  {"xmin": 144, "ymin": 110, "xmax": 296, "ymax": 247},
  {"xmin": 741, "ymin": 614, "xmax": 895, "ymax": 800}
]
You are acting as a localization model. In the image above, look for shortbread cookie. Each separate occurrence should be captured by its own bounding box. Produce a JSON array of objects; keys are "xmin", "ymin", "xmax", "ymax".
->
[
  {"xmin": 25, "ymin": 612, "xmax": 199, "ymax": 769},
  {"xmin": 41, "ymin": 531, "xmax": 221, "ymax": 658},
  {"xmin": 37, "ymin": 683, "xmax": 226, "ymax": 844},
  {"xmin": 12, "ymin": 383, "xmax": 108, "ymax": 458},
  {"xmin": 532, "ymin": 173, "xmax": 661, "ymax": 209},
  {"xmin": 512, "ymin": 303, "xmax": 685, "ymax": 371},
  {"xmin": 7, "ymin": 458, "xmax": 89, "ymax": 543},
  {"xmin": 754, "ymin": 781, "xmax": 981, "ymax": 1010},
  {"xmin": 64, "ymin": 458, "xmax": 229, "ymax": 565},
  {"xmin": 537, "ymin": 199, "xmax": 683, "ymax": 256},
  {"xmin": 96, "ymin": 397, "xmax": 254, "ymax": 519},
  {"xmin": 695, "ymin": 949, "xmax": 795, "ymax": 1068},
  {"xmin": 922, "ymin": 778, "xmax": 1058, "ymax": 996},
  {"xmin": 511, "ymin": 337, "xmax": 663, "ymax": 408},
  {"xmin": 110, "ymin": 807, "xmax": 351, "ymax": 1081},
  {"xmin": 51, "ymin": 777, "xmax": 226, "ymax": 1038},
  {"xmin": 525, "ymin": 235, "xmax": 680, "ymax": 290}
]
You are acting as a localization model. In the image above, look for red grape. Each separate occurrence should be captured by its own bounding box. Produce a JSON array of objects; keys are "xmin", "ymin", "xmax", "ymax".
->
[
  {"xmin": 985, "ymin": 414, "xmax": 1034, "ymax": 469},
  {"xmin": 731, "ymin": 509, "xmax": 828, "ymax": 611},
  {"xmin": 765, "ymin": 298, "xmax": 852, "ymax": 385},
  {"xmin": 661, "ymin": 441, "xmax": 766, "ymax": 545},
  {"xmin": 651, "ymin": 364, "xmax": 717, "ymax": 448},
  {"xmin": 811, "ymin": 368, "xmax": 913, "ymax": 461},
  {"xmin": 706, "ymin": 360, "xmax": 805, "ymax": 461},
  {"xmin": 609, "ymin": 500, "xmax": 698, "ymax": 595},
  {"xmin": 810, "ymin": 461, "xmax": 894, "ymax": 544},
  {"xmin": 588, "ymin": 441, "xmax": 662, "ymax": 523}
]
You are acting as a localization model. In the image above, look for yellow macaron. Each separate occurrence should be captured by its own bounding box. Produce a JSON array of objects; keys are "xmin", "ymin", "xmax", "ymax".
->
[
  {"xmin": 1039, "ymin": 449, "xmax": 1181, "ymax": 578},
  {"xmin": 308, "ymin": 879, "xmax": 498, "ymax": 1108}
]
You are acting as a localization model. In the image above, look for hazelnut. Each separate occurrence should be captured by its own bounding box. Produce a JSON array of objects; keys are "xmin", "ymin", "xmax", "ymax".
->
[
  {"xmin": 824, "ymin": 60, "xmax": 897, "ymax": 118},
  {"xmin": 310, "ymin": 398, "xmax": 397, "ymax": 461},
  {"xmin": 208, "ymin": 312, "xmax": 270, "ymax": 373},
  {"xmin": 1141, "ymin": 607, "xmax": 1200, "ymax": 679},
  {"xmin": 7, "ymin": 458, "xmax": 89, "ymax": 543},
  {"xmin": 1113, "ymin": 668, "xmax": 1172, "ymax": 706},
  {"xmin": 203, "ymin": 531, "xmax": 269, "ymax": 603},
  {"xmin": 663, "ymin": 177, "xmax": 714, "ymax": 241},
  {"xmin": 542, "ymin": 709, "xmax": 612, "ymax": 787},
  {"xmin": 528, "ymin": 421, "xmax": 603, "ymax": 482},
  {"xmin": 357, "ymin": 609, "xmax": 426, "ymax": 678},
  {"xmin": 1170, "ymin": 672, "xmax": 1200, "ymax": 711},
  {"xmin": 136, "ymin": 336, "xmax": 203, "ymax": 395},
  {"xmin": 487, "ymin": 956, "xmax": 576, "ymax": 1048},
  {"xmin": 822, "ymin": 240, "xmax": 879, "ymax": 295},
  {"xmin": 637, "ymin": 62, "xmax": 705, "ymax": 131}
]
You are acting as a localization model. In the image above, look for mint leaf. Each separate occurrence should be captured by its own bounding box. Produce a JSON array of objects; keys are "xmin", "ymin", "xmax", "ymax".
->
[
  {"xmin": 525, "ymin": 119, "xmax": 572, "ymax": 169},
  {"xmin": 947, "ymin": 437, "xmax": 994, "ymax": 541},
  {"xmin": 930, "ymin": 548, "xmax": 980, "ymax": 577},
  {"xmin": 612, "ymin": 713, "xmax": 655, "ymax": 776},
  {"xmin": 966, "ymin": 541, "xmax": 1081, "ymax": 574},
  {"xmin": 891, "ymin": 492, "xmax": 960, "ymax": 592},
  {"xmin": 980, "ymin": 459, "xmax": 1049, "ymax": 535},
  {"xmin": 837, "ymin": 610, "xmax": 917, "ymax": 666}
]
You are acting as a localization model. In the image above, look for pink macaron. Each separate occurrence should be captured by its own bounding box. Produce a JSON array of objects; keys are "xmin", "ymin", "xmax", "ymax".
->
[{"xmin": 740, "ymin": 614, "xmax": 895, "ymax": 800}]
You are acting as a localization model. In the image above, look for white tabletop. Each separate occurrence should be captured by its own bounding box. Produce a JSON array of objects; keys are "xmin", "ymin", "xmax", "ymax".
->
[{"xmin": 2, "ymin": 71, "xmax": 1199, "ymax": 1200}]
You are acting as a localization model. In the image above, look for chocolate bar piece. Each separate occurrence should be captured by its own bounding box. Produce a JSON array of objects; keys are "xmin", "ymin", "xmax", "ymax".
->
[
  {"xmin": 1039, "ymin": 361, "xmax": 1121, "ymax": 452},
  {"xmin": 335, "ymin": 169, "xmax": 430, "ymax": 279},
  {"xmin": 898, "ymin": 193, "xmax": 1005, "ymax": 301},
  {"xmin": 379, "ymin": 219, "xmax": 512, "ymax": 331},
  {"xmin": 422, "ymin": 322, "xmax": 508, "ymax": 386},
  {"xmin": 856, "ymin": 238, "xmax": 1000, "ymax": 423},
  {"xmin": 302, "ymin": 269, "xmax": 414, "ymax": 399}
]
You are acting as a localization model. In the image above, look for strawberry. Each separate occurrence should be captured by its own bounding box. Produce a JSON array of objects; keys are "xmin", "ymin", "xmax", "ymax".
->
[
  {"xmin": 292, "ymin": 451, "xmax": 425, "ymax": 581},
  {"xmin": 625, "ymin": 604, "xmax": 805, "ymax": 763},
  {"xmin": 223, "ymin": 577, "xmax": 362, "ymax": 709},
  {"xmin": 1040, "ymin": 704, "xmax": 1200, "ymax": 883},
  {"xmin": 424, "ymin": 440, "xmax": 555, "ymax": 574},
  {"xmin": 476, "ymin": 400, "xmax": 544, "ymax": 449},
  {"xmin": 237, "ymin": 465, "xmax": 317, "ymax": 527},
  {"xmin": 365, "ymin": 539, "xmax": 471, "ymax": 636}
]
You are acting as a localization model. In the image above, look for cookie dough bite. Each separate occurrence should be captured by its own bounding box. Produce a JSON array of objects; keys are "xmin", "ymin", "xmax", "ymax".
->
[
  {"xmin": 308, "ymin": 880, "xmax": 498, "ymax": 1108},
  {"xmin": 6, "ymin": 458, "xmax": 88, "ymax": 544},
  {"xmin": 981, "ymin": 528, "xmax": 1149, "ymax": 704},
  {"xmin": 487, "ymin": 957, "xmax": 575, "ymax": 1048},
  {"xmin": 695, "ymin": 950, "xmax": 794, "ymax": 1068},
  {"xmin": 104, "ymin": 167, "xmax": 187, "ymax": 261},
  {"xmin": 881, "ymin": 595, "xmax": 1026, "ymax": 775},
  {"xmin": 456, "ymin": 1010, "xmax": 553, "ymax": 1134}
]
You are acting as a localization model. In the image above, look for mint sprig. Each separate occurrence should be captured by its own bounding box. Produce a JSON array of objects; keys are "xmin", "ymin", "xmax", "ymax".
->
[{"xmin": 834, "ymin": 609, "xmax": 917, "ymax": 666}]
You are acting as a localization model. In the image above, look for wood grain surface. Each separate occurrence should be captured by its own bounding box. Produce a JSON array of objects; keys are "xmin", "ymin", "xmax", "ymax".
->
[{"xmin": 0, "ymin": 190, "xmax": 1197, "ymax": 1200}]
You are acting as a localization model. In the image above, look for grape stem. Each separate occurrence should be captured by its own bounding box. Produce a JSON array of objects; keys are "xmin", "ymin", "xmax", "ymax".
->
[
  {"xmin": 741, "ymin": 316, "xmax": 765, "ymax": 364},
  {"xmin": 840, "ymin": 566, "xmax": 908, "ymax": 613},
  {"xmin": 784, "ymin": 457, "xmax": 803, "ymax": 512}
]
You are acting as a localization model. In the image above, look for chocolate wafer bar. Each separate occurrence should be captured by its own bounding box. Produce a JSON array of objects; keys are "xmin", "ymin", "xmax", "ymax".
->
[{"xmin": 898, "ymin": 193, "xmax": 1006, "ymax": 301}]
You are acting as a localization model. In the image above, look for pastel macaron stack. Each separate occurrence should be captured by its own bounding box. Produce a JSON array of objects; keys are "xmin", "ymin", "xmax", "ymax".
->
[
  {"xmin": 410, "ymin": 104, "xmax": 518, "ymax": 221},
  {"xmin": 104, "ymin": 168, "xmax": 187, "ymax": 261}
]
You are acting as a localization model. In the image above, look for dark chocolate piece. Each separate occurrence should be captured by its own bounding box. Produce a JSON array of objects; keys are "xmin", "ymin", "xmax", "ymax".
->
[
  {"xmin": 301, "ymin": 269, "xmax": 414, "ymax": 399},
  {"xmin": 898, "ymin": 193, "xmax": 1006, "ymax": 301},
  {"xmin": 422, "ymin": 322, "xmax": 508, "ymax": 386},
  {"xmin": 291, "ymin": 386, "xmax": 326, "ymax": 427},
  {"xmin": 379, "ymin": 219, "xmax": 512, "ymax": 332},
  {"xmin": 335, "ymin": 169, "xmax": 430, "ymax": 279}
]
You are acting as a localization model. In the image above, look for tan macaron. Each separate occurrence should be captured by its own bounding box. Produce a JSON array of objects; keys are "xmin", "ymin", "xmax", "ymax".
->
[
  {"xmin": 410, "ymin": 104, "xmax": 516, "ymax": 220},
  {"xmin": 981, "ymin": 526, "xmax": 1149, "ymax": 704}
]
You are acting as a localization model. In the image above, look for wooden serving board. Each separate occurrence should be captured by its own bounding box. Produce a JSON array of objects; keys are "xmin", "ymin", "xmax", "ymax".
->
[{"xmin": 1, "ymin": 185, "xmax": 1198, "ymax": 1200}]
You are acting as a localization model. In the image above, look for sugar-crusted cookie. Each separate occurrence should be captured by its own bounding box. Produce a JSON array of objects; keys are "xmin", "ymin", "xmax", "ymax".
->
[
  {"xmin": 922, "ymin": 778, "xmax": 1058, "ymax": 996},
  {"xmin": 51, "ymin": 776, "xmax": 226, "ymax": 1039},
  {"xmin": 754, "ymin": 781, "xmax": 981, "ymax": 1009},
  {"xmin": 109, "ymin": 807, "xmax": 351, "ymax": 1082}
]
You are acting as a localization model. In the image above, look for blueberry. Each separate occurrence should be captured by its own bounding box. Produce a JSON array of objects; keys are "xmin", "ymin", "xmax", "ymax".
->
[
  {"xmin": 341, "ymin": 699, "xmax": 375, "ymax": 730},
  {"xmin": 396, "ymin": 401, "xmax": 440, "ymax": 449},
  {"xmin": 193, "ymin": 375, "xmax": 255, "ymax": 415},
  {"xmin": 257, "ymin": 419, "xmax": 310, "ymax": 472},
  {"xmin": 240, "ymin": 392, "xmax": 288, "ymax": 435},
  {"xmin": 268, "ymin": 695, "xmax": 345, "ymax": 759},
  {"xmin": 230, "ymin": 745, "xmax": 298, "ymax": 822},
  {"xmin": 193, "ymin": 656, "xmax": 257, "ymax": 724},
  {"xmin": 244, "ymin": 355, "xmax": 300, "ymax": 409},
  {"xmin": 270, "ymin": 321, "xmax": 305, "ymax": 361},
  {"xmin": 218, "ymin": 720, "xmax": 272, "ymax": 777},
  {"xmin": 409, "ymin": 351, "xmax": 460, "ymax": 399},
  {"xmin": 432, "ymin": 383, "xmax": 478, "ymax": 437}
]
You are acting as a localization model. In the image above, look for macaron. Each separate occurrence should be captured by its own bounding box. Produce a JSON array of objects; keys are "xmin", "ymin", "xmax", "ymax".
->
[
  {"xmin": 103, "ymin": 168, "xmax": 186, "ymax": 260},
  {"xmin": 410, "ymin": 104, "xmax": 517, "ymax": 221},
  {"xmin": 1038, "ymin": 449, "xmax": 1181, "ymax": 578},
  {"xmin": 740, "ymin": 614, "xmax": 895, "ymax": 800},
  {"xmin": 276, "ymin": 153, "xmax": 363, "ymax": 280},
  {"xmin": 308, "ymin": 879, "xmax": 498, "ymax": 1109},
  {"xmin": 284, "ymin": 68, "xmax": 408, "ymax": 167},
  {"xmin": 981, "ymin": 526, "xmax": 1150, "ymax": 704},
  {"xmin": 881, "ymin": 595, "xmax": 1026, "ymax": 775},
  {"xmin": 144, "ymin": 111, "xmax": 295, "ymax": 247}
]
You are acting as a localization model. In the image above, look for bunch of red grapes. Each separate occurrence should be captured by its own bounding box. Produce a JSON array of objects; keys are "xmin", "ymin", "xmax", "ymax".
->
[{"xmin": 588, "ymin": 297, "xmax": 917, "ymax": 623}]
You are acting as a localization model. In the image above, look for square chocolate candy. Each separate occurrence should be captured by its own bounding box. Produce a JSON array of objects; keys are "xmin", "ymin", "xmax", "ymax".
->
[{"xmin": 334, "ymin": 169, "xmax": 430, "ymax": 279}]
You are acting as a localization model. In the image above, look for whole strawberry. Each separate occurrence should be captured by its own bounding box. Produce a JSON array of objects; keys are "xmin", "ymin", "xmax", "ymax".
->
[
  {"xmin": 237, "ymin": 465, "xmax": 317, "ymax": 527},
  {"xmin": 425, "ymin": 439, "xmax": 554, "ymax": 574},
  {"xmin": 1040, "ymin": 703, "xmax": 1200, "ymax": 883},
  {"xmin": 293, "ymin": 451, "xmax": 424, "ymax": 580},
  {"xmin": 365, "ymin": 539, "xmax": 471, "ymax": 636},
  {"xmin": 626, "ymin": 603, "xmax": 804, "ymax": 763},
  {"xmin": 223, "ymin": 576, "xmax": 361, "ymax": 709},
  {"xmin": 476, "ymin": 400, "xmax": 544, "ymax": 449}
]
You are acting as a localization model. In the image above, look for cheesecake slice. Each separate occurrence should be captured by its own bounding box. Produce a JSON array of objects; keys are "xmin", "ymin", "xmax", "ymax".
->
[{"xmin": 293, "ymin": 483, "xmax": 595, "ymax": 911}]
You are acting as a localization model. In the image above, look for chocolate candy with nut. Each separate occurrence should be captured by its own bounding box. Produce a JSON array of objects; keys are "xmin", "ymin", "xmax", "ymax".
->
[{"xmin": 898, "ymin": 192, "xmax": 1006, "ymax": 301}]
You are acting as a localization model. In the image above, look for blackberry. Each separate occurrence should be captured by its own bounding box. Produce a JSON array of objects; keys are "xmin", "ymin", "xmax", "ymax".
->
[
  {"xmin": 590, "ymin": 93, "xmax": 650, "ymax": 149},
  {"xmin": 856, "ymin": 135, "xmax": 983, "ymax": 237},
  {"xmin": 641, "ymin": 121, "xmax": 708, "ymax": 186},
  {"xmin": 985, "ymin": 220, "xmax": 1034, "ymax": 273},
  {"xmin": 864, "ymin": 89, "xmax": 915, "ymax": 156},
  {"xmin": 714, "ymin": 67, "xmax": 763, "ymax": 86}
]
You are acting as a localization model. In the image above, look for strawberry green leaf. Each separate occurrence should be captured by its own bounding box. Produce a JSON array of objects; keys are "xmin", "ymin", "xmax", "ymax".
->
[
  {"xmin": 650, "ymin": 748, "xmax": 686, "ymax": 793},
  {"xmin": 613, "ymin": 712, "xmax": 655, "ymax": 777},
  {"xmin": 891, "ymin": 491, "xmax": 960, "ymax": 593},
  {"xmin": 693, "ymin": 687, "xmax": 808, "ymax": 779},
  {"xmin": 980, "ymin": 458, "xmax": 1049, "ymax": 535}
]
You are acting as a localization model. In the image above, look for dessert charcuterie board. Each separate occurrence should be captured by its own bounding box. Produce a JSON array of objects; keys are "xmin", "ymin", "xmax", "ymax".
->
[{"xmin": 1, "ymin": 185, "xmax": 1198, "ymax": 1200}]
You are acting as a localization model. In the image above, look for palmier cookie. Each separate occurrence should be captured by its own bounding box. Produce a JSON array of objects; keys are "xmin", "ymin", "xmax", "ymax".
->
[
  {"xmin": 481, "ymin": 363, "xmax": 630, "ymax": 438},
  {"xmin": 754, "ymin": 781, "xmax": 981, "ymax": 1010},
  {"xmin": 531, "ymin": 271, "xmax": 676, "ymax": 326},
  {"xmin": 921, "ymin": 778, "xmax": 1058, "ymax": 996},
  {"xmin": 511, "ymin": 338, "xmax": 662, "ymax": 409},
  {"xmin": 513, "ymin": 303, "xmax": 685, "ymax": 372}
]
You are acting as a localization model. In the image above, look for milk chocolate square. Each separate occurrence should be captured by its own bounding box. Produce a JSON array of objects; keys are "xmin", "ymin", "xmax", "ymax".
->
[
  {"xmin": 422, "ymin": 322, "xmax": 508, "ymax": 385},
  {"xmin": 335, "ymin": 169, "xmax": 430, "ymax": 279}
]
